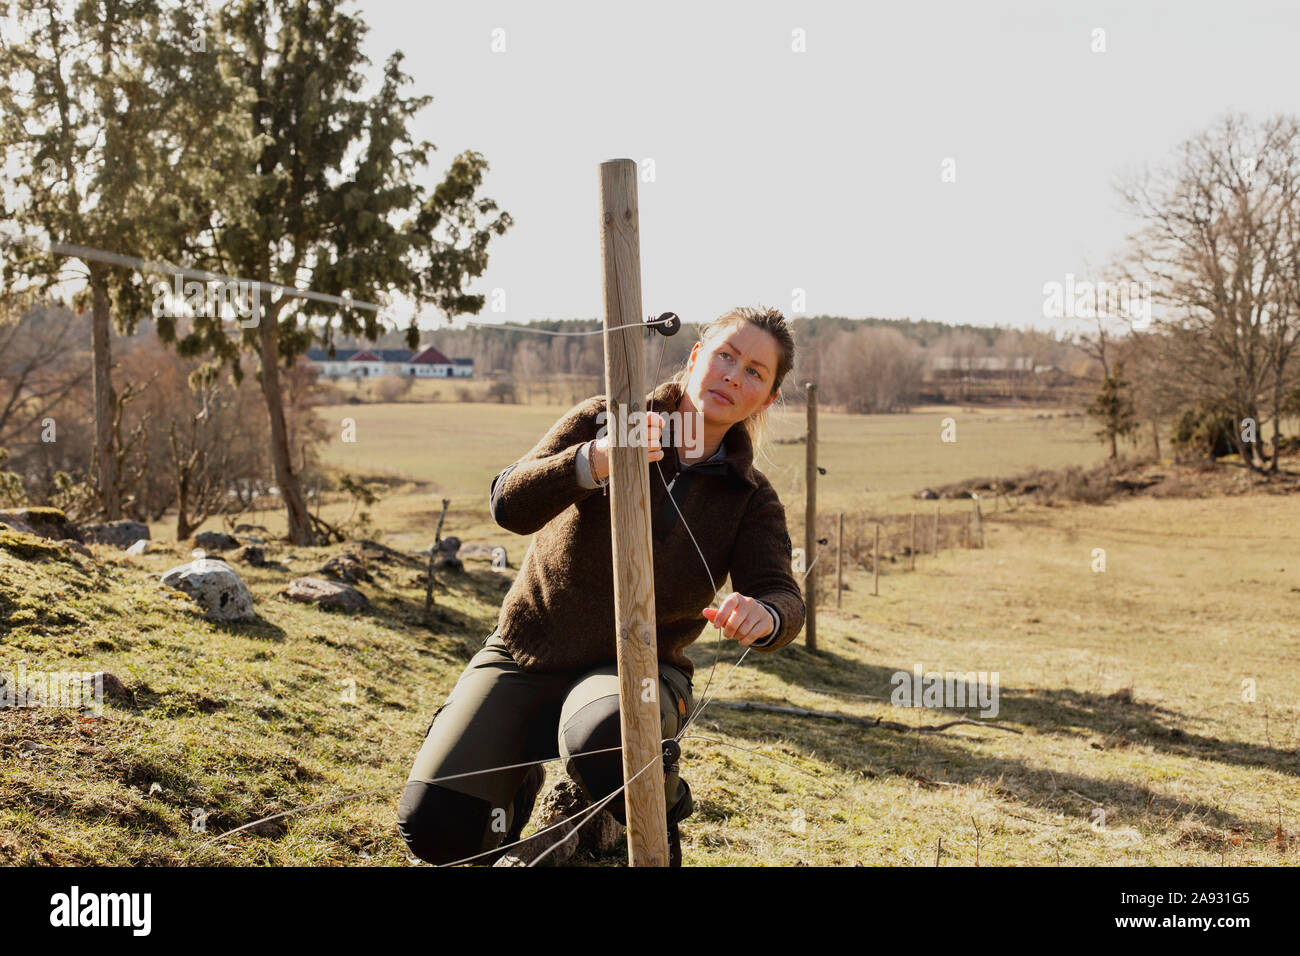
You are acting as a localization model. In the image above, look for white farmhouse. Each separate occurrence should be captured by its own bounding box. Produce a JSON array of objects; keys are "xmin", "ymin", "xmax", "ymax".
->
[{"xmin": 304, "ymin": 345, "xmax": 473, "ymax": 378}]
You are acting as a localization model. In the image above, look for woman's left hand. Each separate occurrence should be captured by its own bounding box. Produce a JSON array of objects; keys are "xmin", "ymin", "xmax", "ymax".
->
[{"xmin": 702, "ymin": 592, "xmax": 775, "ymax": 645}]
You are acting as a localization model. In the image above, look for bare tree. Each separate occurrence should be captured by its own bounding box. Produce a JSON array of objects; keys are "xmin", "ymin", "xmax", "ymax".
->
[
  {"xmin": 1117, "ymin": 113, "xmax": 1300, "ymax": 472},
  {"xmin": 0, "ymin": 301, "xmax": 88, "ymax": 450}
]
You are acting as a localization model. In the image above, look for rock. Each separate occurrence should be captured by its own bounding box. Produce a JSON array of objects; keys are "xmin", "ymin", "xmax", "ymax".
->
[
  {"xmin": 320, "ymin": 551, "xmax": 373, "ymax": 584},
  {"xmin": 492, "ymin": 777, "xmax": 623, "ymax": 867},
  {"xmin": 433, "ymin": 536, "xmax": 464, "ymax": 574},
  {"xmin": 82, "ymin": 520, "xmax": 150, "ymax": 548},
  {"xmin": 242, "ymin": 535, "xmax": 266, "ymax": 545},
  {"xmin": 125, "ymin": 539, "xmax": 150, "ymax": 556},
  {"xmin": 356, "ymin": 539, "xmax": 423, "ymax": 569},
  {"xmin": 281, "ymin": 577, "xmax": 370, "ymax": 612},
  {"xmin": 193, "ymin": 531, "xmax": 240, "ymax": 552},
  {"xmin": 233, "ymin": 523, "xmax": 268, "ymax": 534},
  {"xmin": 434, "ymin": 554, "xmax": 464, "ymax": 574},
  {"xmin": 0, "ymin": 507, "xmax": 84, "ymax": 542},
  {"xmin": 238, "ymin": 545, "xmax": 268, "ymax": 567},
  {"xmin": 161, "ymin": 558, "xmax": 256, "ymax": 621},
  {"xmin": 0, "ymin": 527, "xmax": 84, "ymax": 561},
  {"xmin": 918, "ymin": 488, "xmax": 939, "ymax": 500},
  {"xmin": 0, "ymin": 513, "xmax": 37, "ymax": 536},
  {"xmin": 81, "ymin": 672, "xmax": 136, "ymax": 707}
]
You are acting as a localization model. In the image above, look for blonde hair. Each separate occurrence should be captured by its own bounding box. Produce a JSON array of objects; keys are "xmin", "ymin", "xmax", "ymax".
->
[{"xmin": 668, "ymin": 306, "xmax": 796, "ymax": 461}]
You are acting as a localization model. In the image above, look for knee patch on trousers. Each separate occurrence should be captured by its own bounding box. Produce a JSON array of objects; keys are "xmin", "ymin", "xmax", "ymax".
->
[
  {"xmin": 397, "ymin": 781, "xmax": 504, "ymax": 866},
  {"xmin": 559, "ymin": 694, "xmax": 693, "ymax": 829}
]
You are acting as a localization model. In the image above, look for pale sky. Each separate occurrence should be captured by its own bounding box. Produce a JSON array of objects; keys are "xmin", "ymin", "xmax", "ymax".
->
[{"xmin": 358, "ymin": 0, "xmax": 1297, "ymax": 332}]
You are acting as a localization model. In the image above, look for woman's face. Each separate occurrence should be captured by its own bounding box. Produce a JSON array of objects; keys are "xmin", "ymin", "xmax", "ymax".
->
[{"xmin": 684, "ymin": 323, "xmax": 781, "ymax": 428}]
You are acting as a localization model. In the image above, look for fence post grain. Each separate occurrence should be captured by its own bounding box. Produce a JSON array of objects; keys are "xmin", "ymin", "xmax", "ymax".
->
[
  {"xmin": 836, "ymin": 511, "xmax": 844, "ymax": 610},
  {"xmin": 910, "ymin": 512, "xmax": 917, "ymax": 571},
  {"xmin": 873, "ymin": 523, "xmax": 880, "ymax": 596},
  {"xmin": 804, "ymin": 382, "xmax": 818, "ymax": 650},
  {"xmin": 598, "ymin": 158, "xmax": 668, "ymax": 867}
]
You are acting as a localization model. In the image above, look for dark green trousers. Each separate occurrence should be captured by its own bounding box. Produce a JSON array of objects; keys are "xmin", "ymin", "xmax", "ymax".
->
[{"xmin": 397, "ymin": 630, "xmax": 695, "ymax": 865}]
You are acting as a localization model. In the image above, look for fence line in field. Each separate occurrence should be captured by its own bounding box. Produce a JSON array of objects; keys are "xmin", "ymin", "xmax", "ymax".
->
[{"xmin": 801, "ymin": 493, "xmax": 999, "ymax": 603}]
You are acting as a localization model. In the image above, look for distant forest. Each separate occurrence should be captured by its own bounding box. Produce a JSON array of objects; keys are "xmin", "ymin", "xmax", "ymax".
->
[{"xmin": 326, "ymin": 314, "xmax": 1099, "ymax": 411}]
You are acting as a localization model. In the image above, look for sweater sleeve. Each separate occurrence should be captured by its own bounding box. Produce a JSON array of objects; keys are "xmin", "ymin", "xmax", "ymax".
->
[
  {"xmin": 750, "ymin": 601, "xmax": 781, "ymax": 647},
  {"xmin": 489, "ymin": 398, "xmax": 605, "ymax": 535},
  {"xmin": 727, "ymin": 479, "xmax": 805, "ymax": 652}
]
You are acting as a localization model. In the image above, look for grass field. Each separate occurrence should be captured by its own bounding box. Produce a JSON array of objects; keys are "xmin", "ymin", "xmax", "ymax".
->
[
  {"xmin": 3, "ymin": 481, "xmax": 1297, "ymax": 865},
  {"xmin": 310, "ymin": 397, "xmax": 1112, "ymax": 526}
]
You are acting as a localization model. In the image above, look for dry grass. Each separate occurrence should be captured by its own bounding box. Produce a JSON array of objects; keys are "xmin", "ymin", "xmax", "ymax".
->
[{"xmin": 3, "ymin": 486, "xmax": 1297, "ymax": 866}]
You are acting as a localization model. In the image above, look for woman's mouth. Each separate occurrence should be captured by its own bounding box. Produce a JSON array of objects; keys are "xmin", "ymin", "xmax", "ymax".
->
[{"xmin": 708, "ymin": 389, "xmax": 734, "ymax": 406}]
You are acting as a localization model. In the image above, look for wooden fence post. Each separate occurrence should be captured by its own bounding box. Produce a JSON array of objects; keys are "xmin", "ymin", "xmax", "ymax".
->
[
  {"xmin": 873, "ymin": 523, "xmax": 880, "ymax": 596},
  {"xmin": 599, "ymin": 158, "xmax": 668, "ymax": 867},
  {"xmin": 804, "ymin": 382, "xmax": 818, "ymax": 650},
  {"xmin": 836, "ymin": 511, "xmax": 844, "ymax": 609}
]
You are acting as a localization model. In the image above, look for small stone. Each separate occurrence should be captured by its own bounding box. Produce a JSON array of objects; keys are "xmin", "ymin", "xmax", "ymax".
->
[
  {"xmin": 82, "ymin": 672, "xmax": 136, "ymax": 707},
  {"xmin": 193, "ymin": 531, "xmax": 240, "ymax": 551},
  {"xmin": 238, "ymin": 546, "xmax": 268, "ymax": 567},
  {"xmin": 320, "ymin": 552, "xmax": 373, "ymax": 584},
  {"xmin": 281, "ymin": 577, "xmax": 370, "ymax": 612},
  {"xmin": 82, "ymin": 520, "xmax": 151, "ymax": 549}
]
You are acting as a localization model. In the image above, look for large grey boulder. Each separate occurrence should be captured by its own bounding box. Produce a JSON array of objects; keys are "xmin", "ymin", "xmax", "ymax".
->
[
  {"xmin": 83, "ymin": 520, "xmax": 151, "ymax": 548},
  {"xmin": 281, "ymin": 577, "xmax": 370, "ymax": 612},
  {"xmin": 161, "ymin": 557, "xmax": 256, "ymax": 621}
]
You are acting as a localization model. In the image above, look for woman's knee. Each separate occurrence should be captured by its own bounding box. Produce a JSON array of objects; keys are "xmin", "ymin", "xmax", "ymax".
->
[
  {"xmin": 559, "ymin": 690, "xmax": 692, "ymax": 827},
  {"xmin": 397, "ymin": 781, "xmax": 503, "ymax": 866}
]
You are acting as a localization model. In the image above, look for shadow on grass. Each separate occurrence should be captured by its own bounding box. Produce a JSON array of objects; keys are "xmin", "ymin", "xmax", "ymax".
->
[
  {"xmin": 723, "ymin": 640, "xmax": 1299, "ymax": 778},
  {"xmin": 207, "ymin": 615, "xmax": 288, "ymax": 642},
  {"xmin": 683, "ymin": 640, "xmax": 1293, "ymax": 840}
]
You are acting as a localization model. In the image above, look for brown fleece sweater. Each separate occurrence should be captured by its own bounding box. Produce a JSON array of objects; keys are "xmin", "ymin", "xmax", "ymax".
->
[{"xmin": 488, "ymin": 380, "xmax": 805, "ymax": 681}]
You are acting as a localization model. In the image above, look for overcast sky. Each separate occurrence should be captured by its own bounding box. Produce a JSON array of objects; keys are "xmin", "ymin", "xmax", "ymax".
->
[{"xmin": 359, "ymin": 0, "xmax": 1299, "ymax": 332}]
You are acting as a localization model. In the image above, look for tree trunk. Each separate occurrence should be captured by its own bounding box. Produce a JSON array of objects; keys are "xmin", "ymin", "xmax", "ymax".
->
[
  {"xmin": 258, "ymin": 305, "xmax": 315, "ymax": 545},
  {"xmin": 90, "ymin": 275, "xmax": 121, "ymax": 519},
  {"xmin": 1270, "ymin": 372, "xmax": 1282, "ymax": 473},
  {"xmin": 1151, "ymin": 418, "xmax": 1161, "ymax": 459},
  {"xmin": 176, "ymin": 478, "xmax": 194, "ymax": 541}
]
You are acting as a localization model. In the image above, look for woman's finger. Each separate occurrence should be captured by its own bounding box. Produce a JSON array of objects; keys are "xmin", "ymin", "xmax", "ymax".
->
[{"xmin": 712, "ymin": 592, "xmax": 740, "ymax": 631}]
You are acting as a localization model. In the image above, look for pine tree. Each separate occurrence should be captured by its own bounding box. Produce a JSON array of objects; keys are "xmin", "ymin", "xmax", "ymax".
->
[{"xmin": 171, "ymin": 0, "xmax": 513, "ymax": 544}]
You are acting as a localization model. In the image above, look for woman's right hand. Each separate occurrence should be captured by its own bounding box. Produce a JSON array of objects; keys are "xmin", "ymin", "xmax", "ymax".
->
[{"xmin": 592, "ymin": 412, "xmax": 664, "ymax": 482}]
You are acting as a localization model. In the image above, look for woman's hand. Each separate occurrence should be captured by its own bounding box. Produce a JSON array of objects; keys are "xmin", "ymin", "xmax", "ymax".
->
[
  {"xmin": 702, "ymin": 592, "xmax": 775, "ymax": 645},
  {"xmin": 592, "ymin": 411, "xmax": 664, "ymax": 482}
]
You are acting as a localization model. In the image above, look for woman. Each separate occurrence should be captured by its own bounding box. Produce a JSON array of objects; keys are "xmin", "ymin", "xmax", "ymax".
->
[{"xmin": 397, "ymin": 306, "xmax": 804, "ymax": 866}]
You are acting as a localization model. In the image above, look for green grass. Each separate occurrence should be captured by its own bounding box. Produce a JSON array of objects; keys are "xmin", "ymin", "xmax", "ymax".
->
[{"xmin": 4, "ymin": 486, "xmax": 1297, "ymax": 866}]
